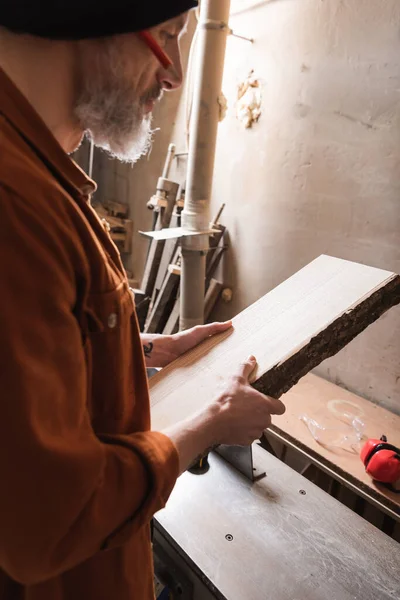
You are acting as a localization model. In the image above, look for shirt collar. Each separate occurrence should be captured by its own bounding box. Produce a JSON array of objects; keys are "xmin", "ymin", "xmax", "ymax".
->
[{"xmin": 0, "ymin": 67, "xmax": 96, "ymax": 198}]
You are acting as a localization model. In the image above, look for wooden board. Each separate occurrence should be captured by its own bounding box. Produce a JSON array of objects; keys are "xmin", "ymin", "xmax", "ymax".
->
[
  {"xmin": 206, "ymin": 224, "xmax": 225, "ymax": 269},
  {"xmin": 94, "ymin": 204, "xmax": 133, "ymax": 253},
  {"xmin": 153, "ymin": 213, "xmax": 180, "ymax": 296},
  {"xmin": 150, "ymin": 255, "xmax": 400, "ymax": 432},
  {"xmin": 162, "ymin": 294, "xmax": 180, "ymax": 335},
  {"xmin": 204, "ymin": 278, "xmax": 223, "ymax": 321},
  {"xmin": 145, "ymin": 266, "xmax": 180, "ymax": 334},
  {"xmin": 135, "ymin": 296, "xmax": 151, "ymax": 332},
  {"xmin": 267, "ymin": 373, "xmax": 400, "ymax": 514},
  {"xmin": 140, "ymin": 184, "xmax": 178, "ymax": 298}
]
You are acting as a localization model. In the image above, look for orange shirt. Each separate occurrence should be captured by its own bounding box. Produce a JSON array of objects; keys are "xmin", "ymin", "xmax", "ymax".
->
[{"xmin": 0, "ymin": 68, "xmax": 179, "ymax": 600}]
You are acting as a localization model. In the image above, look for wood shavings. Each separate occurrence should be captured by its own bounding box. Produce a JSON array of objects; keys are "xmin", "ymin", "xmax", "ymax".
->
[{"xmin": 236, "ymin": 72, "xmax": 262, "ymax": 128}]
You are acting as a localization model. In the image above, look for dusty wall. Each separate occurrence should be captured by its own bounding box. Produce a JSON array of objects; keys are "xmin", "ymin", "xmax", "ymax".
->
[
  {"xmin": 206, "ymin": 0, "xmax": 400, "ymax": 413},
  {"xmin": 93, "ymin": 0, "xmax": 400, "ymax": 413}
]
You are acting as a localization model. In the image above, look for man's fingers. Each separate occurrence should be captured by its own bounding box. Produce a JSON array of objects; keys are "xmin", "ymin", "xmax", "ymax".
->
[
  {"xmin": 237, "ymin": 355, "xmax": 257, "ymax": 381},
  {"xmin": 212, "ymin": 320, "xmax": 233, "ymax": 331},
  {"xmin": 203, "ymin": 321, "xmax": 232, "ymax": 336},
  {"xmin": 190, "ymin": 321, "xmax": 232, "ymax": 343},
  {"xmin": 265, "ymin": 395, "xmax": 286, "ymax": 416},
  {"xmin": 235, "ymin": 357, "xmax": 285, "ymax": 415}
]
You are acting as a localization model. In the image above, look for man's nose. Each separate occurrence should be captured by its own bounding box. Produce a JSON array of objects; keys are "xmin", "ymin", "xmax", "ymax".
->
[{"xmin": 158, "ymin": 43, "xmax": 183, "ymax": 91}]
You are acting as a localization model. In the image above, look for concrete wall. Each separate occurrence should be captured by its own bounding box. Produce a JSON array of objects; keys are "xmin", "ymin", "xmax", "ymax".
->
[
  {"xmin": 207, "ymin": 0, "xmax": 400, "ymax": 413},
  {"xmin": 94, "ymin": 1, "xmax": 400, "ymax": 413}
]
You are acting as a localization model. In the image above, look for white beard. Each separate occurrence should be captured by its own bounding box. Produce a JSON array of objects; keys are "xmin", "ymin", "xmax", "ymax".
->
[
  {"xmin": 77, "ymin": 101, "xmax": 154, "ymax": 163},
  {"xmin": 73, "ymin": 38, "xmax": 159, "ymax": 164},
  {"xmin": 75, "ymin": 90, "xmax": 155, "ymax": 164}
]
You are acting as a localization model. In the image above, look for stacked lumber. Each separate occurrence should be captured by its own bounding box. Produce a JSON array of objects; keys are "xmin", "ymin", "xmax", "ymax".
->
[
  {"xmin": 136, "ymin": 203, "xmax": 229, "ymax": 334},
  {"xmin": 94, "ymin": 200, "xmax": 133, "ymax": 254}
]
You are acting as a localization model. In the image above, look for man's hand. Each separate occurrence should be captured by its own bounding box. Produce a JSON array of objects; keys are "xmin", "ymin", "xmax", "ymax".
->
[
  {"xmin": 208, "ymin": 356, "xmax": 285, "ymax": 445},
  {"xmin": 163, "ymin": 355, "xmax": 286, "ymax": 475},
  {"xmin": 141, "ymin": 321, "xmax": 232, "ymax": 368}
]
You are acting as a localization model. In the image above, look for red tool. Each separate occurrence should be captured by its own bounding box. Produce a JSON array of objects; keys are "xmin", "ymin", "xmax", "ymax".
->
[
  {"xmin": 137, "ymin": 30, "xmax": 173, "ymax": 69},
  {"xmin": 360, "ymin": 434, "xmax": 400, "ymax": 486}
]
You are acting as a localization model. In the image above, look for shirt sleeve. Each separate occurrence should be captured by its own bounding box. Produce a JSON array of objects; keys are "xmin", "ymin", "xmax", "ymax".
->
[{"xmin": 0, "ymin": 187, "xmax": 179, "ymax": 585}]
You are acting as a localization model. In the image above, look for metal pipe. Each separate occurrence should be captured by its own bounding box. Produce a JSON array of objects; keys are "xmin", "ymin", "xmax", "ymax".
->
[
  {"xmin": 180, "ymin": 0, "xmax": 231, "ymax": 330},
  {"xmin": 88, "ymin": 138, "xmax": 94, "ymax": 179},
  {"xmin": 162, "ymin": 143, "xmax": 176, "ymax": 179}
]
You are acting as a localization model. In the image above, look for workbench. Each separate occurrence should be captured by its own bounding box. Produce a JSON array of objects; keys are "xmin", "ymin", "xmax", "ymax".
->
[
  {"xmin": 154, "ymin": 444, "xmax": 400, "ymax": 600},
  {"xmin": 266, "ymin": 374, "xmax": 400, "ymax": 521}
]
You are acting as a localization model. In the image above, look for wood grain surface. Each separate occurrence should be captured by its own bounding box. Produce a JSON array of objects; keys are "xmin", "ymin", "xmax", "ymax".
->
[{"xmin": 151, "ymin": 256, "xmax": 400, "ymax": 435}]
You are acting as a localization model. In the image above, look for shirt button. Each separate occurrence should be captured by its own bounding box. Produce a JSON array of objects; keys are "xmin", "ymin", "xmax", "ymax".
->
[{"xmin": 108, "ymin": 313, "xmax": 118, "ymax": 328}]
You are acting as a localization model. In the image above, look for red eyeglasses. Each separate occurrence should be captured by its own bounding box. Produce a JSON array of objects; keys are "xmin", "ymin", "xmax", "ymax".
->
[{"xmin": 137, "ymin": 30, "xmax": 173, "ymax": 70}]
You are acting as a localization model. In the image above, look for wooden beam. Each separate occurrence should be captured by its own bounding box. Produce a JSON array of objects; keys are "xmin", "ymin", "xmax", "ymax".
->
[
  {"xmin": 135, "ymin": 296, "xmax": 151, "ymax": 332},
  {"xmin": 205, "ymin": 246, "xmax": 227, "ymax": 291},
  {"xmin": 150, "ymin": 255, "xmax": 400, "ymax": 431},
  {"xmin": 94, "ymin": 204, "xmax": 133, "ymax": 253},
  {"xmin": 140, "ymin": 182, "xmax": 179, "ymax": 298},
  {"xmin": 103, "ymin": 199, "xmax": 129, "ymax": 218},
  {"xmin": 146, "ymin": 246, "xmax": 181, "ymax": 331},
  {"xmin": 206, "ymin": 224, "xmax": 225, "ymax": 270},
  {"xmin": 145, "ymin": 265, "xmax": 181, "ymax": 334},
  {"xmin": 162, "ymin": 294, "xmax": 180, "ymax": 335},
  {"xmin": 153, "ymin": 211, "xmax": 181, "ymax": 295},
  {"xmin": 204, "ymin": 278, "xmax": 223, "ymax": 321}
]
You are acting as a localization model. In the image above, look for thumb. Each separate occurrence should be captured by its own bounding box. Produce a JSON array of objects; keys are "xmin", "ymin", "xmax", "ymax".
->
[
  {"xmin": 204, "ymin": 321, "xmax": 233, "ymax": 336},
  {"xmin": 237, "ymin": 355, "xmax": 257, "ymax": 382}
]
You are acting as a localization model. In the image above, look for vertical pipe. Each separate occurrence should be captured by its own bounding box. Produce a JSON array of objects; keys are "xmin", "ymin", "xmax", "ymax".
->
[
  {"xmin": 180, "ymin": 0, "xmax": 231, "ymax": 331},
  {"xmin": 162, "ymin": 143, "xmax": 176, "ymax": 179},
  {"xmin": 88, "ymin": 139, "xmax": 94, "ymax": 179}
]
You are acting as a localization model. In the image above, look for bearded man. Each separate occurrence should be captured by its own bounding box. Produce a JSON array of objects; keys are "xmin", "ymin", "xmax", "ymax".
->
[{"xmin": 0, "ymin": 2, "xmax": 285, "ymax": 598}]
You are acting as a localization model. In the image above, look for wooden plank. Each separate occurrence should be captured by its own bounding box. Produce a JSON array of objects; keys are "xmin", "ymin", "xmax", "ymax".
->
[
  {"xmin": 162, "ymin": 294, "xmax": 180, "ymax": 335},
  {"xmin": 160, "ymin": 274, "xmax": 223, "ymax": 334},
  {"xmin": 155, "ymin": 445, "xmax": 400, "ymax": 600},
  {"xmin": 131, "ymin": 288, "xmax": 145, "ymax": 304},
  {"xmin": 205, "ymin": 245, "xmax": 226, "ymax": 291},
  {"xmin": 205, "ymin": 225, "xmax": 226, "ymax": 291},
  {"xmin": 145, "ymin": 266, "xmax": 181, "ymax": 334},
  {"xmin": 204, "ymin": 278, "xmax": 223, "ymax": 321},
  {"xmin": 122, "ymin": 218, "xmax": 133, "ymax": 253},
  {"xmin": 102, "ymin": 199, "xmax": 129, "ymax": 218},
  {"xmin": 94, "ymin": 204, "xmax": 133, "ymax": 253},
  {"xmin": 140, "ymin": 183, "xmax": 178, "ymax": 298},
  {"xmin": 135, "ymin": 296, "xmax": 151, "ymax": 332},
  {"xmin": 153, "ymin": 213, "xmax": 181, "ymax": 296},
  {"xmin": 268, "ymin": 373, "xmax": 400, "ymax": 513},
  {"xmin": 140, "ymin": 234, "xmax": 168, "ymax": 298},
  {"xmin": 149, "ymin": 243, "xmax": 181, "ymax": 319},
  {"xmin": 150, "ymin": 255, "xmax": 400, "ymax": 434},
  {"xmin": 206, "ymin": 224, "xmax": 225, "ymax": 270}
]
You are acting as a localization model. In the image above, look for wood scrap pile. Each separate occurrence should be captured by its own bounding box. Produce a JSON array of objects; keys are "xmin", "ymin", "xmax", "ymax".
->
[
  {"xmin": 135, "ymin": 196, "xmax": 229, "ymax": 333},
  {"xmin": 94, "ymin": 199, "xmax": 133, "ymax": 254}
]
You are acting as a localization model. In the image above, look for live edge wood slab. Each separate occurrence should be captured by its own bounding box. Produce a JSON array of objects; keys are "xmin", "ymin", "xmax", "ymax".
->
[{"xmin": 150, "ymin": 255, "xmax": 400, "ymax": 431}]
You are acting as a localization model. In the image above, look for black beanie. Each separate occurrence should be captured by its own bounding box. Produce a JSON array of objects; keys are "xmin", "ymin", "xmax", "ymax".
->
[{"xmin": 0, "ymin": 1, "xmax": 198, "ymax": 40}]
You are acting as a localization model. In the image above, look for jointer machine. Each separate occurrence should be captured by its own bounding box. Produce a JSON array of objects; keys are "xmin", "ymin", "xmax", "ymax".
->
[
  {"xmin": 149, "ymin": 256, "xmax": 400, "ymax": 600},
  {"xmin": 152, "ymin": 438, "xmax": 400, "ymax": 600}
]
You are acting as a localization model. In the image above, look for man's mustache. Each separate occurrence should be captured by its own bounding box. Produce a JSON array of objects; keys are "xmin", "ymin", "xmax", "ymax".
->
[{"xmin": 141, "ymin": 86, "xmax": 163, "ymax": 105}]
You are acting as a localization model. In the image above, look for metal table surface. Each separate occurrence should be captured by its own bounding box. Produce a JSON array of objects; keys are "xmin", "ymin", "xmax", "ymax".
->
[{"xmin": 155, "ymin": 444, "xmax": 400, "ymax": 600}]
